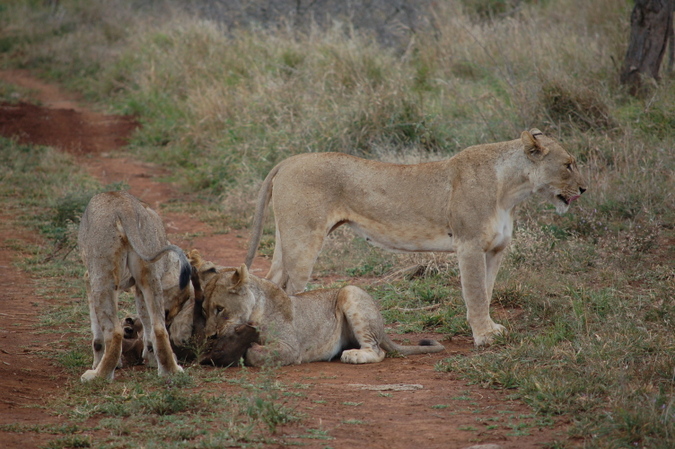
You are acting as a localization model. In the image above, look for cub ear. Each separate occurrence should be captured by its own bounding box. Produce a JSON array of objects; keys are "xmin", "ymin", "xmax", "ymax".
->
[
  {"xmin": 230, "ymin": 264, "xmax": 250, "ymax": 291},
  {"xmin": 522, "ymin": 129, "xmax": 549, "ymax": 161}
]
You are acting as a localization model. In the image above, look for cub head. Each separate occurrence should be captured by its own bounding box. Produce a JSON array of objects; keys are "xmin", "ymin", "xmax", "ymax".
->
[{"xmin": 522, "ymin": 128, "xmax": 587, "ymax": 214}]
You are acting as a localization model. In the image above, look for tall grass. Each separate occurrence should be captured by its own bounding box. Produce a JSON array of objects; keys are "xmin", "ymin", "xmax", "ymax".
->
[{"xmin": 1, "ymin": 0, "xmax": 674, "ymax": 447}]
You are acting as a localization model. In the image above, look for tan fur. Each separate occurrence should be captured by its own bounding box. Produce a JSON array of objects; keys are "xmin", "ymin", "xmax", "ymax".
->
[
  {"xmin": 191, "ymin": 251, "xmax": 444, "ymax": 366},
  {"xmin": 245, "ymin": 129, "xmax": 587, "ymax": 346},
  {"xmin": 78, "ymin": 191, "xmax": 191, "ymax": 381}
]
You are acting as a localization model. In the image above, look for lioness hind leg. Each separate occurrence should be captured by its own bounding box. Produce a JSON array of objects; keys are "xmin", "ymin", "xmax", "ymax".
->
[
  {"xmin": 266, "ymin": 229, "xmax": 288, "ymax": 289},
  {"xmin": 337, "ymin": 286, "xmax": 386, "ymax": 365},
  {"xmin": 278, "ymin": 229, "xmax": 326, "ymax": 294}
]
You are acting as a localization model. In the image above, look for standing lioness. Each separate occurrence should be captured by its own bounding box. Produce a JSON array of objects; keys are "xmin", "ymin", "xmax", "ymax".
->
[
  {"xmin": 78, "ymin": 191, "xmax": 191, "ymax": 381},
  {"xmin": 245, "ymin": 129, "xmax": 587, "ymax": 346}
]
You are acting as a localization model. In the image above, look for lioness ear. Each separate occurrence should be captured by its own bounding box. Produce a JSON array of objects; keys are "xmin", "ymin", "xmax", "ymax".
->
[
  {"xmin": 198, "ymin": 265, "xmax": 219, "ymax": 286},
  {"xmin": 230, "ymin": 264, "xmax": 250, "ymax": 290},
  {"xmin": 522, "ymin": 129, "xmax": 549, "ymax": 161}
]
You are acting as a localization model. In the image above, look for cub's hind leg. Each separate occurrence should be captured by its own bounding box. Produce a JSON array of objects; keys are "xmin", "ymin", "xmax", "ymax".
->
[
  {"xmin": 136, "ymin": 274, "xmax": 183, "ymax": 377},
  {"xmin": 133, "ymin": 287, "xmax": 157, "ymax": 367},
  {"xmin": 81, "ymin": 287, "xmax": 123, "ymax": 382},
  {"xmin": 337, "ymin": 286, "xmax": 387, "ymax": 364},
  {"xmin": 84, "ymin": 272, "xmax": 104, "ymax": 370}
]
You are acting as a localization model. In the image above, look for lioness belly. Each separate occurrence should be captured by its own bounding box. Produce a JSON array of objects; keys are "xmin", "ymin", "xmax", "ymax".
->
[
  {"xmin": 349, "ymin": 222, "xmax": 456, "ymax": 252},
  {"xmin": 300, "ymin": 330, "xmax": 347, "ymax": 363}
]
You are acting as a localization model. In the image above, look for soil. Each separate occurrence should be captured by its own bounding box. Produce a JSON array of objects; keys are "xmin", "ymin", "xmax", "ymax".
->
[{"xmin": 0, "ymin": 70, "xmax": 570, "ymax": 448}]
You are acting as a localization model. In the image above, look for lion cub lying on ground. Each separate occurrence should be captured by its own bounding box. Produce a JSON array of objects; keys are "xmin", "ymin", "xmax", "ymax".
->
[{"xmin": 190, "ymin": 251, "xmax": 444, "ymax": 366}]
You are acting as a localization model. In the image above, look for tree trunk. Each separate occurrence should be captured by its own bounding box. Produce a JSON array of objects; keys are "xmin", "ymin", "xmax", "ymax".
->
[{"xmin": 620, "ymin": 0, "xmax": 674, "ymax": 95}]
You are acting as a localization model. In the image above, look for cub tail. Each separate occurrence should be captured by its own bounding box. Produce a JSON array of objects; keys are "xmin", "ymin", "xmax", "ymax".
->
[{"xmin": 135, "ymin": 243, "xmax": 191, "ymax": 291}]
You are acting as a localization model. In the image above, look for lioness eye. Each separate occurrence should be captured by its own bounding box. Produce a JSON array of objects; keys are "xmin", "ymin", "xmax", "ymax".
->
[{"xmin": 215, "ymin": 306, "xmax": 224, "ymax": 315}]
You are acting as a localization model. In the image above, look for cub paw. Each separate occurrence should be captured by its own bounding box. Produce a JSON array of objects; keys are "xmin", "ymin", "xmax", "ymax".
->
[
  {"xmin": 158, "ymin": 363, "xmax": 184, "ymax": 377},
  {"xmin": 80, "ymin": 369, "xmax": 114, "ymax": 382},
  {"xmin": 80, "ymin": 370, "xmax": 98, "ymax": 382}
]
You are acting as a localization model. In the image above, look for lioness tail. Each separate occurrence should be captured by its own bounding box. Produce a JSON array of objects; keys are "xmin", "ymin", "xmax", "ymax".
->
[
  {"xmin": 245, "ymin": 163, "xmax": 282, "ymax": 268},
  {"xmin": 381, "ymin": 335, "xmax": 445, "ymax": 356}
]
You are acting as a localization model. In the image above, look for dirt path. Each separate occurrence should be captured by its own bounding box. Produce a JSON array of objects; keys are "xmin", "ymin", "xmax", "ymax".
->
[{"xmin": 0, "ymin": 70, "xmax": 569, "ymax": 448}]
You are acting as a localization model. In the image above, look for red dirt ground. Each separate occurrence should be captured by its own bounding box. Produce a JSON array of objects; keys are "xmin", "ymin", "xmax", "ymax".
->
[{"xmin": 0, "ymin": 70, "xmax": 571, "ymax": 448}]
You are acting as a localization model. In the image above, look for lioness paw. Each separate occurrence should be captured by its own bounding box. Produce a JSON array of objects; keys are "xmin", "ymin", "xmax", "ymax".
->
[
  {"xmin": 340, "ymin": 349, "xmax": 384, "ymax": 364},
  {"xmin": 473, "ymin": 323, "xmax": 507, "ymax": 346},
  {"xmin": 244, "ymin": 343, "xmax": 268, "ymax": 367}
]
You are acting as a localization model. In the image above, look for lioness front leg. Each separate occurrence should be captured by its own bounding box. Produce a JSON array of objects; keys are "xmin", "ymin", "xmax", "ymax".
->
[
  {"xmin": 457, "ymin": 245, "xmax": 506, "ymax": 346},
  {"xmin": 245, "ymin": 341, "xmax": 300, "ymax": 367},
  {"xmin": 485, "ymin": 248, "xmax": 506, "ymax": 302}
]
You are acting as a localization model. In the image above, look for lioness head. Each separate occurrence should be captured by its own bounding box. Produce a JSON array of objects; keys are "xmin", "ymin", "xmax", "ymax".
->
[
  {"xmin": 522, "ymin": 128, "xmax": 587, "ymax": 214},
  {"xmin": 188, "ymin": 250, "xmax": 257, "ymax": 339}
]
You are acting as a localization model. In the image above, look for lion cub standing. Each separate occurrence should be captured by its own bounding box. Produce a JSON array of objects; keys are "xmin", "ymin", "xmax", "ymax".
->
[
  {"xmin": 191, "ymin": 251, "xmax": 444, "ymax": 366},
  {"xmin": 78, "ymin": 191, "xmax": 191, "ymax": 381}
]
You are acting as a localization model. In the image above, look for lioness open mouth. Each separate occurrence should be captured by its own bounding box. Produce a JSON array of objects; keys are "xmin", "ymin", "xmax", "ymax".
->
[{"xmin": 557, "ymin": 194, "xmax": 580, "ymax": 205}]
